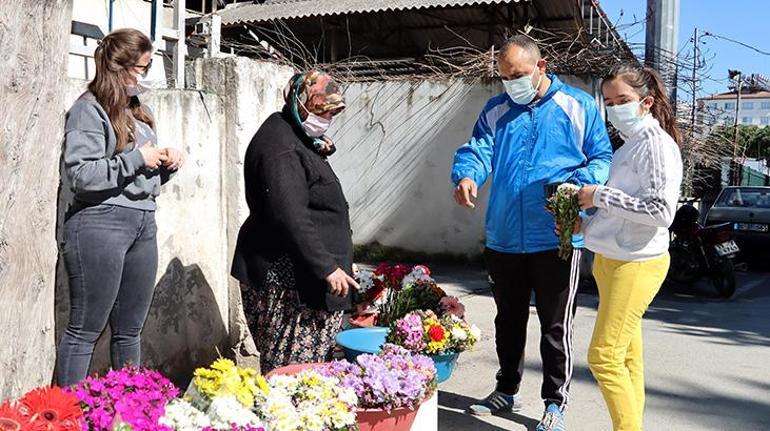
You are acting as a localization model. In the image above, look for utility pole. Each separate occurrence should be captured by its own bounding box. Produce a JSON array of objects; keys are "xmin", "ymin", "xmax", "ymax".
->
[
  {"xmin": 690, "ymin": 28, "xmax": 698, "ymax": 141},
  {"xmin": 645, "ymin": 0, "xmax": 680, "ymax": 107},
  {"xmin": 729, "ymin": 69, "xmax": 743, "ymax": 185},
  {"xmin": 685, "ymin": 27, "xmax": 699, "ymax": 197},
  {"xmin": 173, "ymin": 0, "xmax": 186, "ymax": 89}
]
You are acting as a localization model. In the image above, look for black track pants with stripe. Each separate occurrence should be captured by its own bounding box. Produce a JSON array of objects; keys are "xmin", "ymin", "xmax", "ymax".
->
[{"xmin": 486, "ymin": 247, "xmax": 581, "ymax": 411}]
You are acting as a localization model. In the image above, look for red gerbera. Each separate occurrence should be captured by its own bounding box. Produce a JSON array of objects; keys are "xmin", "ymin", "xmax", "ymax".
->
[
  {"xmin": 18, "ymin": 387, "xmax": 82, "ymax": 431},
  {"xmin": 0, "ymin": 401, "xmax": 30, "ymax": 431},
  {"xmin": 428, "ymin": 324, "xmax": 446, "ymax": 342}
]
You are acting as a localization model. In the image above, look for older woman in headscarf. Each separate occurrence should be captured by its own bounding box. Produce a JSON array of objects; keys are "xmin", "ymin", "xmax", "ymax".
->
[{"xmin": 231, "ymin": 70, "xmax": 359, "ymax": 373}]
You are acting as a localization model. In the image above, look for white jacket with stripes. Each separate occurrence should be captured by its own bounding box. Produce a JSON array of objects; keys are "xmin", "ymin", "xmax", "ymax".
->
[{"xmin": 583, "ymin": 114, "xmax": 683, "ymax": 262}]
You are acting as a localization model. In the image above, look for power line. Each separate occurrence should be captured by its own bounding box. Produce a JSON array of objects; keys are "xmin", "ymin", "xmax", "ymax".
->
[{"xmin": 702, "ymin": 31, "xmax": 770, "ymax": 56}]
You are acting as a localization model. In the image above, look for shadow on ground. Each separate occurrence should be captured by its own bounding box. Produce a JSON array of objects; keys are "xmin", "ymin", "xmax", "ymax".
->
[
  {"xmin": 644, "ymin": 373, "xmax": 770, "ymax": 429},
  {"xmin": 572, "ymin": 270, "xmax": 770, "ymax": 349},
  {"xmin": 439, "ymin": 391, "xmax": 539, "ymax": 431}
]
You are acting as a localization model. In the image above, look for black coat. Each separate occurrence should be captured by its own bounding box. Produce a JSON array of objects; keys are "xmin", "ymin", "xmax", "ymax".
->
[{"xmin": 231, "ymin": 107, "xmax": 354, "ymax": 312}]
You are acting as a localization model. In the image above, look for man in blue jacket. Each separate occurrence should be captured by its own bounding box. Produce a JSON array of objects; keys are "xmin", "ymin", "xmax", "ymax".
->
[{"xmin": 452, "ymin": 35, "xmax": 612, "ymax": 431}]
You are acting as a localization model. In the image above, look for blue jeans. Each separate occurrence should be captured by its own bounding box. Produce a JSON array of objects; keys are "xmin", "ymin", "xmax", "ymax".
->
[{"xmin": 56, "ymin": 203, "xmax": 158, "ymax": 386}]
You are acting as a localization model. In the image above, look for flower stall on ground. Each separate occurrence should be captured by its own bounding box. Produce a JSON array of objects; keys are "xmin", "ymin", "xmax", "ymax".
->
[
  {"xmin": 340, "ymin": 264, "xmax": 481, "ymax": 383},
  {"xmin": 0, "ymin": 264, "xmax": 474, "ymax": 431},
  {"xmin": 0, "ymin": 348, "xmax": 436, "ymax": 431}
]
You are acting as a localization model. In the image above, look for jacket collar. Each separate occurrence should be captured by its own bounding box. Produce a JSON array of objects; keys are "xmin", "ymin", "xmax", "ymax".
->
[{"xmin": 537, "ymin": 74, "xmax": 562, "ymax": 105}]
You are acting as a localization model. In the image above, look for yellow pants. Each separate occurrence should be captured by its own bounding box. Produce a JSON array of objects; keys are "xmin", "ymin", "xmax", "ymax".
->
[{"xmin": 588, "ymin": 253, "xmax": 670, "ymax": 431}]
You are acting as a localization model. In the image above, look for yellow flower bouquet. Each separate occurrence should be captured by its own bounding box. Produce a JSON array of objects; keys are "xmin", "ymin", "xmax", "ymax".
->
[{"xmin": 185, "ymin": 358, "xmax": 267, "ymax": 413}]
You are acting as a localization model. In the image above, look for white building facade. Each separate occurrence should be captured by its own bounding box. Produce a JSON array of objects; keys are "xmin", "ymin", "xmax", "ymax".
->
[{"xmin": 700, "ymin": 90, "xmax": 770, "ymax": 128}]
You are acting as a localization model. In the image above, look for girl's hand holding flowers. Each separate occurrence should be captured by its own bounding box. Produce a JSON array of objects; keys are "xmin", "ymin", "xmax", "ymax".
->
[{"xmin": 577, "ymin": 185, "xmax": 598, "ymax": 210}]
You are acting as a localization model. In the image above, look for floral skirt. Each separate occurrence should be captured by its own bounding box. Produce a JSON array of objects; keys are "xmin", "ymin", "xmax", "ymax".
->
[{"xmin": 241, "ymin": 255, "xmax": 343, "ymax": 374}]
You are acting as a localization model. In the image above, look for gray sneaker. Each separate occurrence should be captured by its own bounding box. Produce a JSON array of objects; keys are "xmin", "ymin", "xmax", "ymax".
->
[{"xmin": 468, "ymin": 391, "xmax": 522, "ymax": 416}]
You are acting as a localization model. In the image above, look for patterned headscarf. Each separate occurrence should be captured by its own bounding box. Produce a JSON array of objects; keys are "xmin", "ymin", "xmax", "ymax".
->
[{"xmin": 284, "ymin": 70, "xmax": 345, "ymax": 156}]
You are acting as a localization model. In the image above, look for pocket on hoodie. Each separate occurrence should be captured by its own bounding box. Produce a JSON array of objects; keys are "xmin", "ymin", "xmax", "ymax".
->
[{"xmin": 617, "ymin": 220, "xmax": 658, "ymax": 252}]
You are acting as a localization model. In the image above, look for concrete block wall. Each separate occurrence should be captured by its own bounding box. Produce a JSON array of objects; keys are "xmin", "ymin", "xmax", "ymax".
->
[{"xmin": 328, "ymin": 79, "xmax": 497, "ymax": 257}]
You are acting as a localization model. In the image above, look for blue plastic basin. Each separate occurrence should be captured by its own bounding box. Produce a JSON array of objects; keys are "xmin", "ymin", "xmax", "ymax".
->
[
  {"xmin": 335, "ymin": 327, "xmax": 390, "ymax": 361},
  {"xmin": 430, "ymin": 352, "xmax": 460, "ymax": 383}
]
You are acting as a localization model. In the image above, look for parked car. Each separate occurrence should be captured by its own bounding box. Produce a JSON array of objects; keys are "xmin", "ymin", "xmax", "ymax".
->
[{"xmin": 705, "ymin": 186, "xmax": 770, "ymax": 269}]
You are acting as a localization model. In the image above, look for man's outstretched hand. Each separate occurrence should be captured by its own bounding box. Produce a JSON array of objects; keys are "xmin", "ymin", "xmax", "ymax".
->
[{"xmin": 454, "ymin": 178, "xmax": 478, "ymax": 209}]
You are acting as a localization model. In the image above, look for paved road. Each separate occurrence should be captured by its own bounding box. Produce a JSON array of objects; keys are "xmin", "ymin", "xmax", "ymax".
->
[{"xmin": 433, "ymin": 266, "xmax": 770, "ymax": 431}]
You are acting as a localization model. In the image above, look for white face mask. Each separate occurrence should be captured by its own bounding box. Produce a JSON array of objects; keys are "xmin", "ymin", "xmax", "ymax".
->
[
  {"xmin": 502, "ymin": 65, "xmax": 543, "ymax": 105},
  {"xmin": 298, "ymin": 98, "xmax": 332, "ymax": 137},
  {"xmin": 606, "ymin": 101, "xmax": 644, "ymax": 135},
  {"xmin": 127, "ymin": 71, "xmax": 161, "ymax": 97},
  {"xmin": 302, "ymin": 112, "xmax": 331, "ymax": 137}
]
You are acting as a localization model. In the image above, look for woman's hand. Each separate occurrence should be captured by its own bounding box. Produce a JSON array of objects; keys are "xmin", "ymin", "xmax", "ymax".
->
[
  {"xmin": 159, "ymin": 147, "xmax": 185, "ymax": 170},
  {"xmin": 139, "ymin": 144, "xmax": 168, "ymax": 170},
  {"xmin": 325, "ymin": 268, "xmax": 359, "ymax": 298},
  {"xmin": 578, "ymin": 185, "xmax": 598, "ymax": 210}
]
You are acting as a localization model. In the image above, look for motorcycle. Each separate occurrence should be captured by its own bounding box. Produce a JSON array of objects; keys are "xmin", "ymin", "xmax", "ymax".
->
[{"xmin": 667, "ymin": 204, "xmax": 739, "ymax": 298}]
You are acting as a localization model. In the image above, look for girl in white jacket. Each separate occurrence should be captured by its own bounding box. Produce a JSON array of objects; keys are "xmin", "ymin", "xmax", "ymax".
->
[{"xmin": 577, "ymin": 64, "xmax": 682, "ymax": 431}]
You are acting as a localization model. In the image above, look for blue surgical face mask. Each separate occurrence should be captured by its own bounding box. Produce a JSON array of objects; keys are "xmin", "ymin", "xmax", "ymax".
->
[
  {"xmin": 606, "ymin": 101, "xmax": 644, "ymax": 136},
  {"xmin": 502, "ymin": 65, "xmax": 543, "ymax": 105}
]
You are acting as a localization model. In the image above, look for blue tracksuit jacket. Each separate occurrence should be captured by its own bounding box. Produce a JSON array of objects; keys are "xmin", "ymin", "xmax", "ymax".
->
[{"xmin": 451, "ymin": 75, "xmax": 613, "ymax": 253}]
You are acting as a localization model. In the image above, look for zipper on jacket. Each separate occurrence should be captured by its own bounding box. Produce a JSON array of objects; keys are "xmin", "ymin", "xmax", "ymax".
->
[{"xmin": 521, "ymin": 106, "xmax": 537, "ymax": 252}]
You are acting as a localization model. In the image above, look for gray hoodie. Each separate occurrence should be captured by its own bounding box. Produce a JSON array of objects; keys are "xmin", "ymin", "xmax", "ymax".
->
[{"xmin": 63, "ymin": 92, "xmax": 173, "ymax": 211}]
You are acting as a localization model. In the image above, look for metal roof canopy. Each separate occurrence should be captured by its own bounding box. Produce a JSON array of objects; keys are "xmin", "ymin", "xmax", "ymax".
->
[
  {"xmin": 218, "ymin": 0, "xmax": 529, "ymax": 25},
  {"xmin": 212, "ymin": 0, "xmax": 631, "ymax": 76}
]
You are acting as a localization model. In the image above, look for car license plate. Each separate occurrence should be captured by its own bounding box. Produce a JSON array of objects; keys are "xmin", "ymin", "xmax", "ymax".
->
[
  {"xmin": 734, "ymin": 223, "xmax": 769, "ymax": 232},
  {"xmin": 714, "ymin": 240, "xmax": 740, "ymax": 257}
]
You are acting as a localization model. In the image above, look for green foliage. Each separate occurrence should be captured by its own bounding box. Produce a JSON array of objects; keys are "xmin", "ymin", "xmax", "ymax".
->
[
  {"xmin": 545, "ymin": 185, "xmax": 581, "ymax": 261},
  {"xmin": 707, "ymin": 124, "xmax": 770, "ymax": 163}
]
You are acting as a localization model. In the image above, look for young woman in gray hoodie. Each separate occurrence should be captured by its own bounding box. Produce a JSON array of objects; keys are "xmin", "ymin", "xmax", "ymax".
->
[{"xmin": 57, "ymin": 28, "xmax": 184, "ymax": 385}]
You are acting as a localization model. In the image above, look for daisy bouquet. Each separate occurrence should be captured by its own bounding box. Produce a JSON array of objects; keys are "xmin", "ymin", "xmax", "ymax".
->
[
  {"xmin": 546, "ymin": 183, "xmax": 581, "ymax": 260},
  {"xmin": 177, "ymin": 359, "xmax": 267, "ymax": 431},
  {"xmin": 256, "ymin": 369, "xmax": 358, "ymax": 431},
  {"xmin": 185, "ymin": 359, "xmax": 263, "ymax": 411},
  {"xmin": 160, "ymin": 397, "xmax": 265, "ymax": 431}
]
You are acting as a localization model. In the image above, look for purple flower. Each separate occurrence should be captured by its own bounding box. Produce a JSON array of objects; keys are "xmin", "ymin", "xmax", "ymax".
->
[
  {"xmin": 203, "ymin": 426, "xmax": 265, "ymax": 431},
  {"xmin": 389, "ymin": 312, "xmax": 428, "ymax": 353},
  {"xmin": 67, "ymin": 367, "xmax": 179, "ymax": 431},
  {"xmin": 319, "ymin": 343, "xmax": 436, "ymax": 411}
]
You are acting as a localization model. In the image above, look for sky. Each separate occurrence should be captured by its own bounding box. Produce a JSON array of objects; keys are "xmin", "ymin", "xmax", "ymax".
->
[{"xmin": 598, "ymin": 0, "xmax": 769, "ymax": 99}]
